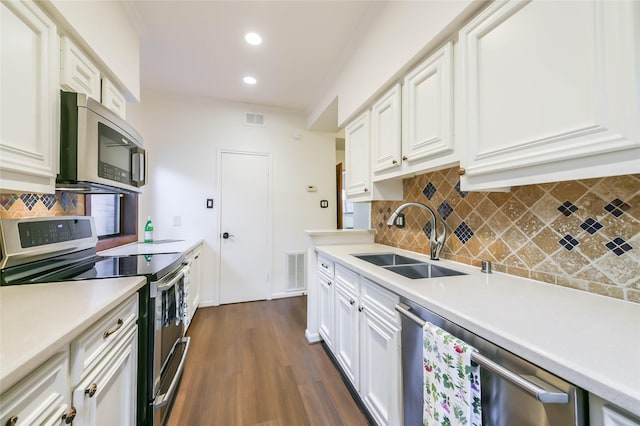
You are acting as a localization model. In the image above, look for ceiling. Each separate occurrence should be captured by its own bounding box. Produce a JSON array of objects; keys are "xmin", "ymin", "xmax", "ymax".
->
[{"xmin": 126, "ymin": 1, "xmax": 382, "ymax": 115}]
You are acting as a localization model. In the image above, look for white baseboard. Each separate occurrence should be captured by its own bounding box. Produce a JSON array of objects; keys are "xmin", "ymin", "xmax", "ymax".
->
[
  {"xmin": 198, "ymin": 300, "xmax": 218, "ymax": 308},
  {"xmin": 305, "ymin": 329, "xmax": 321, "ymax": 344},
  {"xmin": 271, "ymin": 291, "xmax": 307, "ymax": 299}
]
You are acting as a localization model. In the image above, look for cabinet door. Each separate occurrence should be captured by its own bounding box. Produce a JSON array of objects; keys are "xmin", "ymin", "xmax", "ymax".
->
[
  {"xmin": 334, "ymin": 286, "xmax": 359, "ymax": 389},
  {"xmin": 317, "ymin": 272, "xmax": 334, "ymax": 350},
  {"xmin": 402, "ymin": 42, "xmax": 454, "ymax": 168},
  {"xmin": 360, "ymin": 307, "xmax": 401, "ymax": 426},
  {"xmin": 72, "ymin": 326, "xmax": 137, "ymax": 426},
  {"xmin": 0, "ymin": 0, "xmax": 59, "ymax": 194},
  {"xmin": 458, "ymin": 0, "xmax": 640, "ymax": 190},
  {"xmin": 345, "ymin": 110, "xmax": 371, "ymax": 200},
  {"xmin": 60, "ymin": 36, "xmax": 101, "ymax": 100},
  {"xmin": 371, "ymin": 84, "xmax": 402, "ymax": 175},
  {"xmin": 101, "ymin": 78, "xmax": 127, "ymax": 119},
  {"xmin": 0, "ymin": 351, "xmax": 72, "ymax": 426},
  {"xmin": 190, "ymin": 249, "xmax": 202, "ymax": 321}
]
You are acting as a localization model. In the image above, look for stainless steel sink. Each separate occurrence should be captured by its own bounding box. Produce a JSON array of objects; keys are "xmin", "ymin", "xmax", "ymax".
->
[
  {"xmin": 383, "ymin": 263, "xmax": 466, "ymax": 279},
  {"xmin": 352, "ymin": 253, "xmax": 423, "ymax": 267}
]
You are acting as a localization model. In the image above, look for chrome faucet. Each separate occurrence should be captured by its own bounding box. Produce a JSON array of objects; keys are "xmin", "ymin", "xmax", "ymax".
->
[{"xmin": 387, "ymin": 202, "xmax": 446, "ymax": 260}]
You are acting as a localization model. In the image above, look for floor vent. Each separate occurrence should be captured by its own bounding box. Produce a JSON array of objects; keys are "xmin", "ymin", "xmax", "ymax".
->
[
  {"xmin": 245, "ymin": 112, "xmax": 265, "ymax": 126},
  {"xmin": 286, "ymin": 252, "xmax": 306, "ymax": 292}
]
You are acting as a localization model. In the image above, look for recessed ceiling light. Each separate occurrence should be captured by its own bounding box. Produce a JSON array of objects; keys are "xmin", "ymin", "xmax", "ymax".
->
[
  {"xmin": 243, "ymin": 76, "xmax": 257, "ymax": 85},
  {"xmin": 245, "ymin": 32, "xmax": 262, "ymax": 46}
]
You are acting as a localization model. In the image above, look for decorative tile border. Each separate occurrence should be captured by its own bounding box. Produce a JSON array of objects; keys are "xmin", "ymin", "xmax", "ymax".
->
[
  {"xmin": 0, "ymin": 192, "xmax": 84, "ymax": 219},
  {"xmin": 372, "ymin": 167, "xmax": 640, "ymax": 304}
]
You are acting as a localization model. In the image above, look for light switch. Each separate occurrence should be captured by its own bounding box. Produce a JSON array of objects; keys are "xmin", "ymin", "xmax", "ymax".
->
[
  {"xmin": 206, "ymin": 199, "xmax": 214, "ymax": 209},
  {"xmin": 320, "ymin": 200, "xmax": 328, "ymax": 208},
  {"xmin": 173, "ymin": 216, "xmax": 182, "ymax": 227}
]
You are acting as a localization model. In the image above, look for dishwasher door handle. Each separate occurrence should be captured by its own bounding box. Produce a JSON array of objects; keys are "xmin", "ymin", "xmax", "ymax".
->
[{"xmin": 395, "ymin": 303, "xmax": 570, "ymax": 404}]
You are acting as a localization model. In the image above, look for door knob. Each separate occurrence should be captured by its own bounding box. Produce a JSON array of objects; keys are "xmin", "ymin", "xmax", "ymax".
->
[{"xmin": 222, "ymin": 232, "xmax": 235, "ymax": 239}]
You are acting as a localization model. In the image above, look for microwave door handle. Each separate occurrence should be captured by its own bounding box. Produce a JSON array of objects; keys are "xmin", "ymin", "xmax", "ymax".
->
[{"xmin": 131, "ymin": 147, "xmax": 146, "ymax": 186}]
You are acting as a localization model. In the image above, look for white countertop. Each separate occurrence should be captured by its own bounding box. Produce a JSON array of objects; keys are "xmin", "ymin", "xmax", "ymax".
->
[
  {"xmin": 98, "ymin": 239, "xmax": 203, "ymax": 256},
  {"xmin": 316, "ymin": 243, "xmax": 640, "ymax": 417},
  {"xmin": 0, "ymin": 276, "xmax": 146, "ymax": 392}
]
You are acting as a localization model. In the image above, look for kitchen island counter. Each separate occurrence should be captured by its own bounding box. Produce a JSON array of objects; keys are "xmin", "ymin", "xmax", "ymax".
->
[{"xmin": 315, "ymin": 243, "xmax": 640, "ymax": 417}]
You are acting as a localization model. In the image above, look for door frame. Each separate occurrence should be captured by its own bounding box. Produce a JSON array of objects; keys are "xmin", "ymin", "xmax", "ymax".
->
[{"xmin": 215, "ymin": 149, "xmax": 273, "ymax": 304}]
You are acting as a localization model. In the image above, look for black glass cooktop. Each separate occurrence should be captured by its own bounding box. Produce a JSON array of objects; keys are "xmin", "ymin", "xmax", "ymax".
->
[
  {"xmin": 0, "ymin": 252, "xmax": 184, "ymax": 285},
  {"xmin": 73, "ymin": 253, "xmax": 184, "ymax": 282}
]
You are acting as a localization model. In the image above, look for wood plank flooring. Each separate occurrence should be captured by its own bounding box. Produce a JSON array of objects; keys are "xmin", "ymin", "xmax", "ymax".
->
[{"xmin": 166, "ymin": 296, "xmax": 370, "ymax": 426}]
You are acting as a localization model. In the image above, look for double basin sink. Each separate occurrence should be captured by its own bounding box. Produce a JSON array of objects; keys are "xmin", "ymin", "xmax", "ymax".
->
[{"xmin": 352, "ymin": 253, "xmax": 466, "ymax": 279}]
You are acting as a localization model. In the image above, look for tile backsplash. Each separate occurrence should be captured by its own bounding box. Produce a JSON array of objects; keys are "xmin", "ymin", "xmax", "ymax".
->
[
  {"xmin": 372, "ymin": 167, "xmax": 640, "ymax": 304},
  {"xmin": 0, "ymin": 192, "xmax": 84, "ymax": 219}
]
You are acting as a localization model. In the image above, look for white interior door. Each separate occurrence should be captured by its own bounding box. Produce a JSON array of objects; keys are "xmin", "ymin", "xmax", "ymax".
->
[{"xmin": 218, "ymin": 151, "xmax": 270, "ymax": 304}]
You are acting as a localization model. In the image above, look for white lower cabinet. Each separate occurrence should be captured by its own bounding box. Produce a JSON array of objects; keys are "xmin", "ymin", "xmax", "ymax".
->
[
  {"xmin": 334, "ymin": 282, "xmax": 360, "ymax": 388},
  {"xmin": 72, "ymin": 325, "xmax": 137, "ymax": 426},
  {"xmin": 589, "ymin": 394, "xmax": 640, "ymax": 426},
  {"xmin": 0, "ymin": 351, "xmax": 73, "ymax": 425},
  {"xmin": 185, "ymin": 245, "xmax": 202, "ymax": 327},
  {"xmin": 0, "ymin": 294, "xmax": 139, "ymax": 426},
  {"xmin": 318, "ymin": 271, "xmax": 335, "ymax": 350},
  {"xmin": 326, "ymin": 262, "xmax": 402, "ymax": 426}
]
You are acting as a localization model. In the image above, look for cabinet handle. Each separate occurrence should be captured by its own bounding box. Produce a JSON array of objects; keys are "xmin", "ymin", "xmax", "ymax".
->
[
  {"xmin": 363, "ymin": 187, "xmax": 369, "ymax": 192},
  {"xmin": 62, "ymin": 407, "xmax": 77, "ymax": 424},
  {"xmin": 458, "ymin": 167, "xmax": 466, "ymax": 176},
  {"xmin": 350, "ymin": 299, "xmax": 355, "ymax": 306},
  {"xmin": 328, "ymin": 281, "xmax": 332, "ymax": 286},
  {"xmin": 5, "ymin": 416, "xmax": 18, "ymax": 426},
  {"xmin": 103, "ymin": 318, "xmax": 124, "ymax": 339},
  {"xmin": 358, "ymin": 305, "xmax": 364, "ymax": 312},
  {"xmin": 392, "ymin": 159, "xmax": 398, "ymax": 165},
  {"xmin": 321, "ymin": 263, "xmax": 328, "ymax": 269},
  {"xmin": 85, "ymin": 382, "xmax": 98, "ymax": 397},
  {"xmin": 402, "ymin": 156, "xmax": 408, "ymax": 161}
]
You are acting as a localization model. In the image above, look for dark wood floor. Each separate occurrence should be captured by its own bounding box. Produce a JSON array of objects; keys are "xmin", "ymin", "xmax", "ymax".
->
[{"xmin": 166, "ymin": 296, "xmax": 369, "ymax": 425}]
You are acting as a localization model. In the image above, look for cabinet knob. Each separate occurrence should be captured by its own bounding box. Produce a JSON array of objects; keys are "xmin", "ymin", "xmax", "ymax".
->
[
  {"xmin": 6, "ymin": 416, "xmax": 18, "ymax": 426},
  {"xmin": 85, "ymin": 382, "xmax": 98, "ymax": 397},
  {"xmin": 350, "ymin": 299, "xmax": 355, "ymax": 306},
  {"xmin": 62, "ymin": 407, "xmax": 77, "ymax": 424},
  {"xmin": 363, "ymin": 187, "xmax": 369, "ymax": 192},
  {"xmin": 392, "ymin": 159, "xmax": 398, "ymax": 165},
  {"xmin": 358, "ymin": 305, "xmax": 364, "ymax": 312},
  {"xmin": 327, "ymin": 281, "xmax": 332, "ymax": 286},
  {"xmin": 458, "ymin": 167, "xmax": 466, "ymax": 176},
  {"xmin": 402, "ymin": 156, "xmax": 408, "ymax": 161}
]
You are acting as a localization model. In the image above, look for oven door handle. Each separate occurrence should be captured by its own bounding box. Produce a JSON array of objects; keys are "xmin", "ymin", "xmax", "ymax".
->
[
  {"xmin": 153, "ymin": 337, "xmax": 191, "ymax": 408},
  {"xmin": 395, "ymin": 303, "xmax": 570, "ymax": 404},
  {"xmin": 157, "ymin": 270, "xmax": 185, "ymax": 292}
]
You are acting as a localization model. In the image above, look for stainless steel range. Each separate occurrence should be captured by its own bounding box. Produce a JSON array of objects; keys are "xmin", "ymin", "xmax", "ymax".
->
[{"xmin": 0, "ymin": 216, "xmax": 190, "ymax": 426}]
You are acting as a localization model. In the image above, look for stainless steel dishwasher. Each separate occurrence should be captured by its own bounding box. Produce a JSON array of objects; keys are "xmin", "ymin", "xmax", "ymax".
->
[{"xmin": 396, "ymin": 297, "xmax": 587, "ymax": 426}]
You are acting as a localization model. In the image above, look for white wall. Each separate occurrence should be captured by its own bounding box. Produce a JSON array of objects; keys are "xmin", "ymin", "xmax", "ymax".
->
[
  {"xmin": 128, "ymin": 90, "xmax": 336, "ymax": 305},
  {"xmin": 43, "ymin": 0, "xmax": 140, "ymax": 100},
  {"xmin": 309, "ymin": 0, "xmax": 481, "ymax": 127}
]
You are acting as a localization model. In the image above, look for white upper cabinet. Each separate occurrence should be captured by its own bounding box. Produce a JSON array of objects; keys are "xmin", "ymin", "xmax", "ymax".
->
[
  {"xmin": 60, "ymin": 35, "xmax": 101, "ymax": 101},
  {"xmin": 345, "ymin": 110, "xmax": 403, "ymax": 202},
  {"xmin": 401, "ymin": 41, "xmax": 455, "ymax": 172},
  {"xmin": 458, "ymin": 0, "xmax": 640, "ymax": 190},
  {"xmin": 0, "ymin": 0, "xmax": 59, "ymax": 194},
  {"xmin": 371, "ymin": 84, "xmax": 402, "ymax": 175},
  {"xmin": 345, "ymin": 110, "xmax": 372, "ymax": 200},
  {"xmin": 101, "ymin": 77, "xmax": 126, "ymax": 119}
]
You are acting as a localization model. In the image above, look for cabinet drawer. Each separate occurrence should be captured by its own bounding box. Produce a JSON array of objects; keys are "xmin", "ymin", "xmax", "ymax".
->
[
  {"xmin": 335, "ymin": 263, "xmax": 359, "ymax": 296},
  {"xmin": 317, "ymin": 254, "xmax": 334, "ymax": 277},
  {"xmin": 361, "ymin": 277, "xmax": 400, "ymax": 324},
  {"xmin": 70, "ymin": 294, "xmax": 138, "ymax": 386},
  {"xmin": 0, "ymin": 351, "xmax": 70, "ymax": 426}
]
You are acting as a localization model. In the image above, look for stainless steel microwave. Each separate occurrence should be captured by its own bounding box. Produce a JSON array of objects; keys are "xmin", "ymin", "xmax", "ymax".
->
[{"xmin": 57, "ymin": 91, "xmax": 146, "ymax": 193}]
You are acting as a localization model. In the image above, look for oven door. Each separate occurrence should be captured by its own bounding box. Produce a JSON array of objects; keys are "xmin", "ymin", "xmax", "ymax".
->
[{"xmin": 150, "ymin": 270, "xmax": 190, "ymax": 426}]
